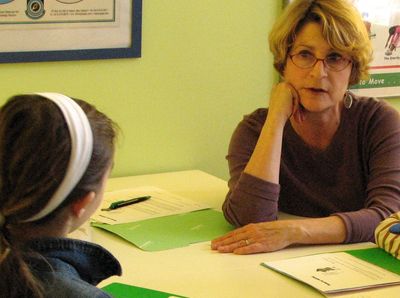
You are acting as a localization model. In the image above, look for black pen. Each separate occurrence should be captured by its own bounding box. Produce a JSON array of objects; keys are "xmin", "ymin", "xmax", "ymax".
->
[{"xmin": 101, "ymin": 195, "xmax": 151, "ymax": 211}]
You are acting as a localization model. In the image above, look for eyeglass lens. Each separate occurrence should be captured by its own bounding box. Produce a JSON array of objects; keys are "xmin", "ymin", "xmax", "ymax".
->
[{"xmin": 290, "ymin": 52, "xmax": 350, "ymax": 71}]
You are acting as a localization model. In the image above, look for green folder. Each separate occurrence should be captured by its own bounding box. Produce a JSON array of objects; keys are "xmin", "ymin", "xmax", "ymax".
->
[
  {"xmin": 345, "ymin": 247, "xmax": 400, "ymax": 275},
  {"xmin": 92, "ymin": 209, "xmax": 234, "ymax": 251},
  {"xmin": 102, "ymin": 282, "xmax": 187, "ymax": 298}
]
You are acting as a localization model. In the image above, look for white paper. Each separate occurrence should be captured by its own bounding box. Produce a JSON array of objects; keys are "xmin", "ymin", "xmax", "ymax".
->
[
  {"xmin": 91, "ymin": 186, "xmax": 210, "ymax": 225},
  {"xmin": 262, "ymin": 252, "xmax": 400, "ymax": 294}
]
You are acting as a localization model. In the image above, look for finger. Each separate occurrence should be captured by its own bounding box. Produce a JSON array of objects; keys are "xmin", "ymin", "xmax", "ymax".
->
[
  {"xmin": 283, "ymin": 81, "xmax": 299, "ymax": 101},
  {"xmin": 212, "ymin": 224, "xmax": 259, "ymax": 250},
  {"xmin": 212, "ymin": 234, "xmax": 243, "ymax": 249},
  {"xmin": 211, "ymin": 229, "xmax": 240, "ymax": 245},
  {"xmin": 292, "ymin": 98, "xmax": 300, "ymax": 121},
  {"xmin": 292, "ymin": 100, "xmax": 305, "ymax": 123},
  {"xmin": 232, "ymin": 238, "xmax": 263, "ymax": 254},
  {"xmin": 217, "ymin": 239, "xmax": 249, "ymax": 253},
  {"xmin": 211, "ymin": 233, "xmax": 238, "ymax": 249},
  {"xmin": 277, "ymin": 81, "xmax": 304, "ymax": 122},
  {"xmin": 211, "ymin": 233, "xmax": 232, "ymax": 243},
  {"xmin": 233, "ymin": 236, "xmax": 285, "ymax": 255},
  {"xmin": 291, "ymin": 91, "xmax": 306, "ymax": 123},
  {"xmin": 233, "ymin": 242, "xmax": 267, "ymax": 255},
  {"xmin": 215, "ymin": 227, "xmax": 250, "ymax": 243},
  {"xmin": 299, "ymin": 104, "xmax": 306, "ymax": 121}
]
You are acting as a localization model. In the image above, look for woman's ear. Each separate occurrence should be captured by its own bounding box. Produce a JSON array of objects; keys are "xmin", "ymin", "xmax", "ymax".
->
[{"xmin": 71, "ymin": 192, "xmax": 96, "ymax": 218}]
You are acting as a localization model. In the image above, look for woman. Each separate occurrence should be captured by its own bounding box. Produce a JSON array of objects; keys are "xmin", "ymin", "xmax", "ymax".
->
[
  {"xmin": 212, "ymin": 0, "xmax": 400, "ymax": 254},
  {"xmin": 0, "ymin": 93, "xmax": 120, "ymax": 297}
]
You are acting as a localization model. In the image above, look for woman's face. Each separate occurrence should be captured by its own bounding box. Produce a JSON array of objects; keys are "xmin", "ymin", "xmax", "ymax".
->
[{"xmin": 284, "ymin": 22, "xmax": 352, "ymax": 113}]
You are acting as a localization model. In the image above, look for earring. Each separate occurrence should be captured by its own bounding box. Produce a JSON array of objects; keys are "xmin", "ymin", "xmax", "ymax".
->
[{"xmin": 344, "ymin": 92, "xmax": 353, "ymax": 109}]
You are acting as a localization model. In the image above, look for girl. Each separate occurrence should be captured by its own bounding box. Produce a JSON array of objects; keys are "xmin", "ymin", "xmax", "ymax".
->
[{"xmin": 0, "ymin": 93, "xmax": 120, "ymax": 297}]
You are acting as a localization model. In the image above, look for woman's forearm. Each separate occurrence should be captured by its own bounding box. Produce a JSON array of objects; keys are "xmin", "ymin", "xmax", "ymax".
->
[
  {"xmin": 244, "ymin": 118, "xmax": 285, "ymax": 184},
  {"xmin": 295, "ymin": 216, "xmax": 346, "ymax": 245},
  {"xmin": 244, "ymin": 82, "xmax": 299, "ymax": 184}
]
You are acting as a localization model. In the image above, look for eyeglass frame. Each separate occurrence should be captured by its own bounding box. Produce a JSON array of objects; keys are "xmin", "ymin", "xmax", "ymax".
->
[{"xmin": 288, "ymin": 52, "xmax": 352, "ymax": 72}]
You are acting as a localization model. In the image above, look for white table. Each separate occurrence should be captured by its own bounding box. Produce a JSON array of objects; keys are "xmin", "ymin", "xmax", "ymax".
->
[{"xmin": 91, "ymin": 170, "xmax": 400, "ymax": 298}]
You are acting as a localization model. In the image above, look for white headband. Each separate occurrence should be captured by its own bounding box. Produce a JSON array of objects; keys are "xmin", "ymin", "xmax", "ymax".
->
[{"xmin": 24, "ymin": 93, "xmax": 93, "ymax": 222}]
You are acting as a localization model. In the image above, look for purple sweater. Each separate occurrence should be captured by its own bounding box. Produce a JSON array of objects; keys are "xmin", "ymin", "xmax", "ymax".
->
[{"xmin": 222, "ymin": 96, "xmax": 400, "ymax": 243}]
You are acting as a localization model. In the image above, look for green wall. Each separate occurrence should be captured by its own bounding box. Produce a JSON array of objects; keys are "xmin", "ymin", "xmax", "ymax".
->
[
  {"xmin": 2, "ymin": 1, "xmax": 397, "ymax": 180},
  {"xmin": 0, "ymin": 1, "xmax": 280, "ymax": 180}
]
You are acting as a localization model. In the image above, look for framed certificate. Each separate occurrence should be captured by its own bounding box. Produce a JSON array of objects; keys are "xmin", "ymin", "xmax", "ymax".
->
[{"xmin": 0, "ymin": 0, "xmax": 142, "ymax": 63}]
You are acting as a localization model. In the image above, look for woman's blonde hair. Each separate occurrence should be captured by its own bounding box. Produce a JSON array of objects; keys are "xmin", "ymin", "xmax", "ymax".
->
[{"xmin": 269, "ymin": 0, "xmax": 372, "ymax": 86}]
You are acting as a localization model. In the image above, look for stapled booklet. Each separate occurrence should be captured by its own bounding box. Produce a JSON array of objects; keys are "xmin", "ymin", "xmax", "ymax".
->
[{"xmin": 261, "ymin": 248, "xmax": 400, "ymax": 295}]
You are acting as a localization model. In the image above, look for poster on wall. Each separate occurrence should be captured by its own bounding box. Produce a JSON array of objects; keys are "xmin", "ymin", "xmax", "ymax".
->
[
  {"xmin": 350, "ymin": 0, "xmax": 400, "ymax": 98},
  {"xmin": 284, "ymin": 0, "xmax": 400, "ymax": 98},
  {"xmin": 0, "ymin": 0, "xmax": 142, "ymax": 63}
]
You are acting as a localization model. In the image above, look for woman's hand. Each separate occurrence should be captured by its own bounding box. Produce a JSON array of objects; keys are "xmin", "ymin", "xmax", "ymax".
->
[
  {"xmin": 211, "ymin": 220, "xmax": 300, "ymax": 255},
  {"xmin": 211, "ymin": 217, "xmax": 346, "ymax": 255},
  {"xmin": 268, "ymin": 82, "xmax": 304, "ymax": 126}
]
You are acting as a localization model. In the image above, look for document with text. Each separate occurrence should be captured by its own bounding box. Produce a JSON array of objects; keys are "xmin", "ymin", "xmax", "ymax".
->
[
  {"xmin": 91, "ymin": 186, "xmax": 209, "ymax": 224},
  {"xmin": 262, "ymin": 251, "xmax": 400, "ymax": 295}
]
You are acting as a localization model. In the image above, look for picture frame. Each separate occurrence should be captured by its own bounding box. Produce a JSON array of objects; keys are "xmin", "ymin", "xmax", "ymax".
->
[{"xmin": 0, "ymin": 0, "xmax": 142, "ymax": 63}]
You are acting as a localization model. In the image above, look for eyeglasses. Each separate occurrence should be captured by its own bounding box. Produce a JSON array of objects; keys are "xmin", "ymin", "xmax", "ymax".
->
[{"xmin": 289, "ymin": 51, "xmax": 352, "ymax": 72}]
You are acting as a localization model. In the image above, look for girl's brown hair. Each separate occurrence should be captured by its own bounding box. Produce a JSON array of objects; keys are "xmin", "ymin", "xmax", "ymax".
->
[{"xmin": 0, "ymin": 94, "xmax": 117, "ymax": 298}]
